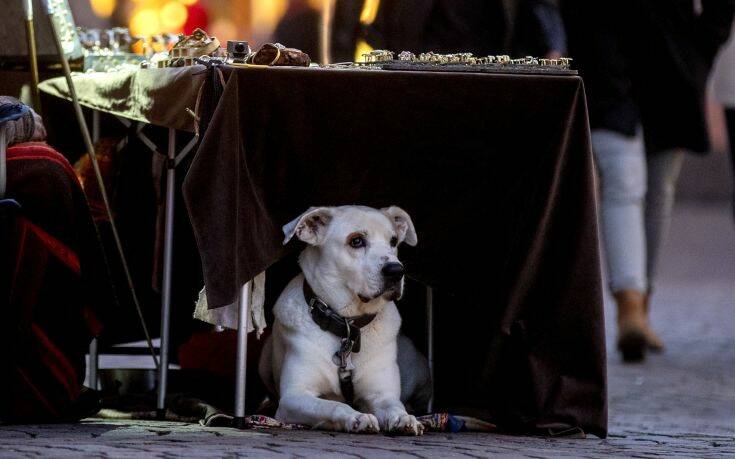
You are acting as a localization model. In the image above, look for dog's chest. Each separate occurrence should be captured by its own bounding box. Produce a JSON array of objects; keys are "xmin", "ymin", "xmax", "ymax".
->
[{"xmin": 298, "ymin": 328, "xmax": 385, "ymax": 398}]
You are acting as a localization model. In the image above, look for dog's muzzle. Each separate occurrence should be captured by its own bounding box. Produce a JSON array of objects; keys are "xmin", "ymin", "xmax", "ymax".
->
[
  {"xmin": 381, "ymin": 262, "xmax": 405, "ymax": 281},
  {"xmin": 381, "ymin": 262, "xmax": 405, "ymax": 300}
]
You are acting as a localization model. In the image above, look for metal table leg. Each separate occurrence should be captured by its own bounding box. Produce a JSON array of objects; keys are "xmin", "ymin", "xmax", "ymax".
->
[
  {"xmin": 233, "ymin": 281, "xmax": 251, "ymax": 428},
  {"xmin": 426, "ymin": 286, "xmax": 434, "ymax": 413},
  {"xmin": 156, "ymin": 128, "xmax": 177, "ymax": 419},
  {"xmin": 87, "ymin": 338, "xmax": 99, "ymax": 390},
  {"xmin": 85, "ymin": 111, "xmax": 100, "ymax": 392},
  {"xmin": 92, "ymin": 111, "xmax": 100, "ymax": 144}
]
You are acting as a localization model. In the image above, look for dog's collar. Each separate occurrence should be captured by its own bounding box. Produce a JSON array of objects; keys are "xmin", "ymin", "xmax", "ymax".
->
[{"xmin": 303, "ymin": 279, "xmax": 376, "ymax": 353}]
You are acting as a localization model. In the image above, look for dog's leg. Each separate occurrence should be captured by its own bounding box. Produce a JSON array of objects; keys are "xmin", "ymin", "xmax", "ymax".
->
[
  {"xmin": 358, "ymin": 394, "xmax": 424, "ymax": 435},
  {"xmin": 277, "ymin": 391, "xmax": 380, "ymax": 433},
  {"xmin": 276, "ymin": 359, "xmax": 379, "ymax": 433},
  {"xmin": 355, "ymin": 364, "xmax": 424, "ymax": 436}
]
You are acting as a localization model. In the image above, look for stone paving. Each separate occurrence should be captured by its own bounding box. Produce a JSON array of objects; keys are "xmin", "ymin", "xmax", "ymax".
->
[{"xmin": 2, "ymin": 203, "xmax": 734, "ymax": 458}]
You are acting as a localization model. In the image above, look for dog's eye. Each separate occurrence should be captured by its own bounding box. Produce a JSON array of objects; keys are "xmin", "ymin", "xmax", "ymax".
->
[
  {"xmin": 349, "ymin": 236, "xmax": 366, "ymax": 248},
  {"xmin": 390, "ymin": 236, "xmax": 398, "ymax": 247}
]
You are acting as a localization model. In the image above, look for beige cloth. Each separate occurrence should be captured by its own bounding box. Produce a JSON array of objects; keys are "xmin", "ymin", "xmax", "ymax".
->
[
  {"xmin": 38, "ymin": 66, "xmax": 207, "ymax": 132},
  {"xmin": 193, "ymin": 272, "xmax": 267, "ymax": 336}
]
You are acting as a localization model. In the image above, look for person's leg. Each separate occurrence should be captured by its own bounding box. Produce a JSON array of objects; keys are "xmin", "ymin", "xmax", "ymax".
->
[
  {"xmin": 593, "ymin": 130, "xmax": 648, "ymax": 292},
  {"xmin": 592, "ymin": 129, "xmax": 649, "ymax": 361},
  {"xmin": 645, "ymin": 150, "xmax": 684, "ymax": 284},
  {"xmin": 642, "ymin": 150, "xmax": 684, "ymax": 351}
]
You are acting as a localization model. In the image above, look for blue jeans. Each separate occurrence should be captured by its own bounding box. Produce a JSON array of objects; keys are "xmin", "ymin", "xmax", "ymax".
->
[{"xmin": 592, "ymin": 129, "xmax": 684, "ymax": 293}]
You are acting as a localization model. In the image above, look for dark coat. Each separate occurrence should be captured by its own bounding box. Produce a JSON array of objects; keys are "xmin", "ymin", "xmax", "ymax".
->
[
  {"xmin": 365, "ymin": 0, "xmax": 562, "ymax": 56},
  {"xmin": 563, "ymin": 0, "xmax": 735, "ymax": 154}
]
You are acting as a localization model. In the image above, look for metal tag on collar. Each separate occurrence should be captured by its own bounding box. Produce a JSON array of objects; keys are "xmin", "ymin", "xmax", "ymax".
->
[
  {"xmin": 332, "ymin": 338, "xmax": 355, "ymax": 370},
  {"xmin": 309, "ymin": 296, "xmax": 327, "ymax": 312},
  {"xmin": 338, "ymin": 366, "xmax": 353, "ymax": 382},
  {"xmin": 343, "ymin": 317, "xmax": 351, "ymax": 340},
  {"xmin": 340, "ymin": 337, "xmax": 354, "ymax": 355},
  {"xmin": 335, "ymin": 351, "xmax": 355, "ymax": 372}
]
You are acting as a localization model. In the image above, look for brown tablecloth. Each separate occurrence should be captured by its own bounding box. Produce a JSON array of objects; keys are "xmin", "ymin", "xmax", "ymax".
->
[{"xmin": 183, "ymin": 66, "xmax": 606, "ymax": 437}]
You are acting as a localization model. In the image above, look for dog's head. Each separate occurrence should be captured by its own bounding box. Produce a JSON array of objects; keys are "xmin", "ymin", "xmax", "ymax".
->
[{"xmin": 283, "ymin": 205, "xmax": 417, "ymax": 306}]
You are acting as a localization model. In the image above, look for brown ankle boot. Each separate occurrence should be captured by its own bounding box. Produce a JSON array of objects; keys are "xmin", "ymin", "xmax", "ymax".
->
[
  {"xmin": 614, "ymin": 290, "xmax": 648, "ymax": 362},
  {"xmin": 642, "ymin": 292, "xmax": 665, "ymax": 352}
]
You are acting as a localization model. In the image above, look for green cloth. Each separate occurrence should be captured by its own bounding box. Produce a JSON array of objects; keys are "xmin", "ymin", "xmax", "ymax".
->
[{"xmin": 39, "ymin": 66, "xmax": 206, "ymax": 132}]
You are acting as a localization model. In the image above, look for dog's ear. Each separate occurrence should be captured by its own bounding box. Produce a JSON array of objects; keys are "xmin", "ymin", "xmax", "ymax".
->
[
  {"xmin": 381, "ymin": 206, "xmax": 417, "ymax": 246},
  {"xmin": 283, "ymin": 207, "xmax": 334, "ymax": 245}
]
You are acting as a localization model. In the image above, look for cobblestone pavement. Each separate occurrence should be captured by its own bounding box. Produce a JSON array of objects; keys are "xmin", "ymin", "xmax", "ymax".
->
[{"xmin": 2, "ymin": 203, "xmax": 734, "ymax": 458}]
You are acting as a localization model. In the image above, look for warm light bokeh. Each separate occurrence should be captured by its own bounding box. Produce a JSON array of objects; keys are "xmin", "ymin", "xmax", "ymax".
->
[
  {"xmin": 359, "ymin": 0, "xmax": 379, "ymax": 24},
  {"xmin": 160, "ymin": 1, "xmax": 188, "ymax": 30},
  {"xmin": 250, "ymin": 0, "xmax": 287, "ymax": 37},
  {"xmin": 129, "ymin": 8, "xmax": 161, "ymax": 36},
  {"xmin": 90, "ymin": 0, "xmax": 117, "ymax": 18},
  {"xmin": 124, "ymin": 0, "xmax": 198, "ymax": 36},
  {"xmin": 91, "ymin": 0, "xmax": 327, "ymax": 53}
]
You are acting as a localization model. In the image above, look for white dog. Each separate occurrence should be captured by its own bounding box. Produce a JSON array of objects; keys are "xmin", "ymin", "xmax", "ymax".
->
[{"xmin": 259, "ymin": 205, "xmax": 431, "ymax": 435}]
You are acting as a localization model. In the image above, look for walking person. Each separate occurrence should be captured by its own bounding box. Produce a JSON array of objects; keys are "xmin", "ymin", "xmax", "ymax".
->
[{"xmin": 562, "ymin": 0, "xmax": 735, "ymax": 362}]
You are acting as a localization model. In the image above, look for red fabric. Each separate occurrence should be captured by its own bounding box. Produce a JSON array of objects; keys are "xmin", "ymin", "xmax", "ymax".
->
[
  {"xmin": 7, "ymin": 142, "xmax": 80, "ymax": 179},
  {"xmin": 24, "ymin": 220, "xmax": 81, "ymax": 275},
  {"xmin": 1, "ymin": 142, "xmax": 113, "ymax": 423},
  {"xmin": 184, "ymin": 4, "xmax": 209, "ymax": 35}
]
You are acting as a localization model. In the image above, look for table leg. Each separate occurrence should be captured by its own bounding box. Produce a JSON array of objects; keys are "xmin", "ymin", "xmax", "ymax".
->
[
  {"xmin": 156, "ymin": 128, "xmax": 176, "ymax": 419},
  {"xmin": 92, "ymin": 110, "xmax": 100, "ymax": 143},
  {"xmin": 87, "ymin": 111, "xmax": 101, "ymax": 393},
  {"xmin": 233, "ymin": 281, "xmax": 251, "ymax": 428},
  {"xmin": 426, "ymin": 286, "xmax": 434, "ymax": 413},
  {"xmin": 87, "ymin": 338, "xmax": 99, "ymax": 390}
]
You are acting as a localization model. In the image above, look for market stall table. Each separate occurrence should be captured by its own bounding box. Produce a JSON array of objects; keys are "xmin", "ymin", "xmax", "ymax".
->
[
  {"xmin": 39, "ymin": 66, "xmax": 208, "ymax": 417},
  {"xmin": 185, "ymin": 65, "xmax": 607, "ymax": 437}
]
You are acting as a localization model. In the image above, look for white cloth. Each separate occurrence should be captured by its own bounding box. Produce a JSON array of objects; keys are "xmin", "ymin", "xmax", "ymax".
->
[
  {"xmin": 712, "ymin": 25, "xmax": 735, "ymax": 107},
  {"xmin": 193, "ymin": 271, "xmax": 267, "ymax": 337}
]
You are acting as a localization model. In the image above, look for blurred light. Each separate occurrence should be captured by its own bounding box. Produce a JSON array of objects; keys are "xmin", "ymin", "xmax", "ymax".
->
[
  {"xmin": 354, "ymin": 40, "xmax": 373, "ymax": 62},
  {"xmin": 161, "ymin": 1, "xmax": 188, "ymax": 30},
  {"xmin": 210, "ymin": 18, "xmax": 237, "ymax": 42},
  {"xmin": 360, "ymin": 0, "xmax": 380, "ymax": 25},
  {"xmin": 90, "ymin": 0, "xmax": 116, "ymax": 18},
  {"xmin": 251, "ymin": 0, "xmax": 287, "ymax": 36},
  {"xmin": 355, "ymin": 0, "xmax": 379, "ymax": 61},
  {"xmin": 178, "ymin": 0, "xmax": 198, "ymax": 5},
  {"xmin": 130, "ymin": 8, "xmax": 160, "ymax": 36}
]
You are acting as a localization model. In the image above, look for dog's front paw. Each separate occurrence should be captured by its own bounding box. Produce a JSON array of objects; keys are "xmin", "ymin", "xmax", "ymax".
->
[
  {"xmin": 345, "ymin": 413, "xmax": 380, "ymax": 434},
  {"xmin": 385, "ymin": 413, "xmax": 424, "ymax": 436}
]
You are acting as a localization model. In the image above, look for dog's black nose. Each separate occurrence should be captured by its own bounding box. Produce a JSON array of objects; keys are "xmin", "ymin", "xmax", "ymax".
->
[{"xmin": 381, "ymin": 262, "xmax": 405, "ymax": 279}]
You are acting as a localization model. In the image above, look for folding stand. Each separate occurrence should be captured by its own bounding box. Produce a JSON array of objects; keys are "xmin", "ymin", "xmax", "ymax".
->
[
  {"xmin": 84, "ymin": 111, "xmax": 198, "ymax": 417},
  {"xmin": 41, "ymin": 0, "xmax": 159, "ymax": 398}
]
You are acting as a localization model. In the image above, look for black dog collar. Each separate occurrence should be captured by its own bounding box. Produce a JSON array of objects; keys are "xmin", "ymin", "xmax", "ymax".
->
[
  {"xmin": 303, "ymin": 279, "xmax": 377, "ymax": 403},
  {"xmin": 303, "ymin": 280, "xmax": 376, "ymax": 353}
]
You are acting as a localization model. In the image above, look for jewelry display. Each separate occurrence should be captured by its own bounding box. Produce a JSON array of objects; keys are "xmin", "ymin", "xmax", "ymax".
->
[
  {"xmin": 325, "ymin": 50, "xmax": 576, "ymax": 75},
  {"xmin": 46, "ymin": 0, "xmax": 83, "ymax": 59},
  {"xmin": 77, "ymin": 27, "xmax": 150, "ymax": 72}
]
